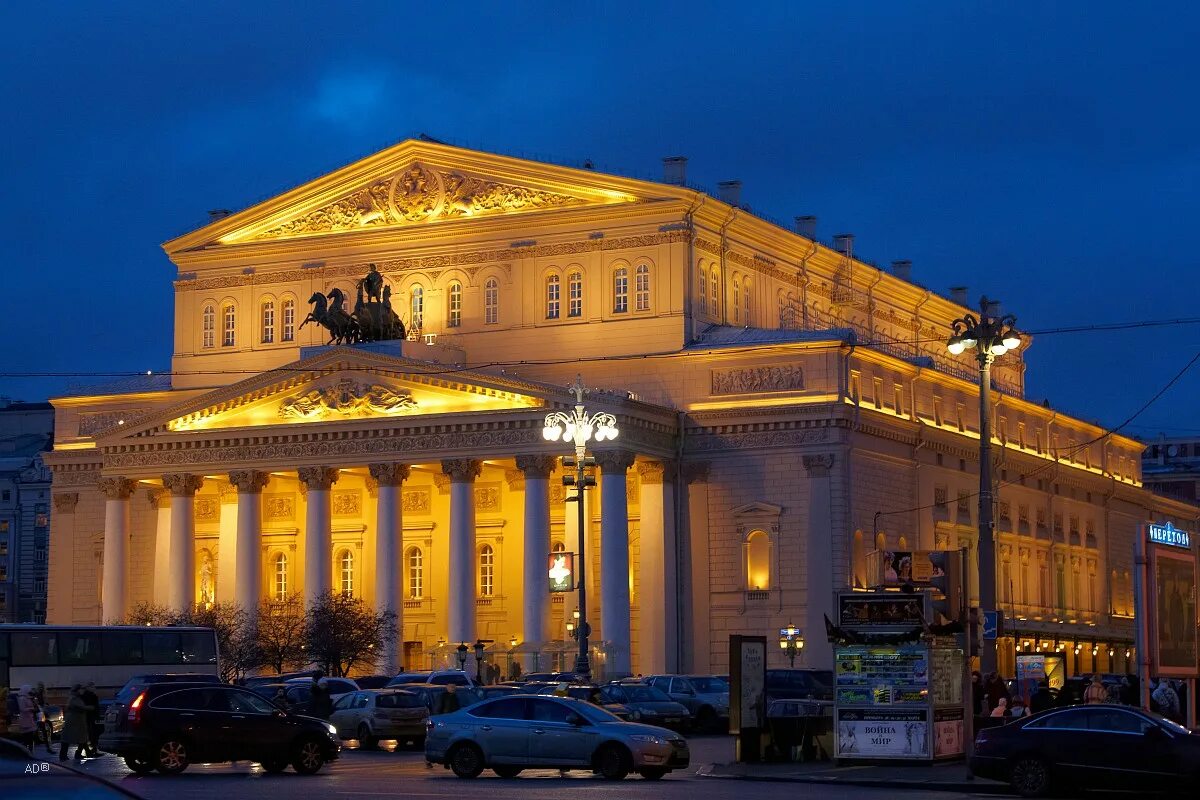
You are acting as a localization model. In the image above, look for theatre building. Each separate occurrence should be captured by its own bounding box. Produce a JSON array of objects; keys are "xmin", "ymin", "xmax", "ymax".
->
[{"xmin": 45, "ymin": 139, "xmax": 1198, "ymax": 678}]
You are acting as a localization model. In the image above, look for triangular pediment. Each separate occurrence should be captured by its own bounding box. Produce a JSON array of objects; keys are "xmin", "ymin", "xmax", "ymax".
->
[{"xmin": 168, "ymin": 139, "xmax": 681, "ymax": 251}]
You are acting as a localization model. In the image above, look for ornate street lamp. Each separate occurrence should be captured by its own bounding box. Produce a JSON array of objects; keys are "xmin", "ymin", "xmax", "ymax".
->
[
  {"xmin": 456, "ymin": 642, "xmax": 468, "ymax": 672},
  {"xmin": 946, "ymin": 297, "xmax": 1022, "ymax": 677},
  {"xmin": 543, "ymin": 375, "xmax": 619, "ymax": 680},
  {"xmin": 778, "ymin": 624, "xmax": 804, "ymax": 668},
  {"xmin": 473, "ymin": 640, "xmax": 486, "ymax": 684}
]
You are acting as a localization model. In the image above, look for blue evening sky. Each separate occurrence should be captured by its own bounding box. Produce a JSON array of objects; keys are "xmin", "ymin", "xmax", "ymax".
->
[{"xmin": 1, "ymin": 2, "xmax": 1197, "ymax": 438}]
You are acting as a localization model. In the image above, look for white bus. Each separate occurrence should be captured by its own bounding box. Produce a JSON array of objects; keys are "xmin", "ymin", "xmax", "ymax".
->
[{"xmin": 0, "ymin": 625, "xmax": 219, "ymax": 702}]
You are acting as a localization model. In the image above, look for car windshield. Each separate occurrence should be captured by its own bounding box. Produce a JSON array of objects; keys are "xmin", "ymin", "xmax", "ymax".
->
[
  {"xmin": 621, "ymin": 686, "xmax": 672, "ymax": 703},
  {"xmin": 575, "ymin": 701, "xmax": 623, "ymax": 724},
  {"xmin": 376, "ymin": 693, "xmax": 424, "ymax": 709},
  {"xmin": 689, "ymin": 677, "xmax": 728, "ymax": 693}
]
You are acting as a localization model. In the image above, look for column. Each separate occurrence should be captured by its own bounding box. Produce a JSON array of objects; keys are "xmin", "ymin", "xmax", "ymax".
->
[
  {"xmin": 162, "ymin": 473, "xmax": 204, "ymax": 613},
  {"xmin": 516, "ymin": 455, "xmax": 555, "ymax": 657},
  {"xmin": 228, "ymin": 470, "xmax": 269, "ymax": 618},
  {"xmin": 369, "ymin": 462, "xmax": 409, "ymax": 673},
  {"xmin": 683, "ymin": 462, "xmax": 711, "ymax": 673},
  {"xmin": 48, "ymin": 492, "xmax": 79, "ymax": 624},
  {"xmin": 216, "ymin": 481, "xmax": 238, "ymax": 603},
  {"xmin": 442, "ymin": 459, "xmax": 482, "ymax": 649},
  {"xmin": 637, "ymin": 461, "xmax": 677, "ymax": 674},
  {"xmin": 98, "ymin": 478, "xmax": 136, "ymax": 622},
  {"xmin": 597, "ymin": 450, "xmax": 635, "ymax": 677},
  {"xmin": 803, "ymin": 454, "xmax": 836, "ymax": 671},
  {"xmin": 147, "ymin": 488, "xmax": 172, "ymax": 606},
  {"xmin": 298, "ymin": 466, "xmax": 338, "ymax": 606}
]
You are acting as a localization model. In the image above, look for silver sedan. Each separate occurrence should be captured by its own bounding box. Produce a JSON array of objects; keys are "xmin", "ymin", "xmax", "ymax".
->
[
  {"xmin": 425, "ymin": 694, "xmax": 689, "ymax": 780},
  {"xmin": 329, "ymin": 689, "xmax": 429, "ymax": 749}
]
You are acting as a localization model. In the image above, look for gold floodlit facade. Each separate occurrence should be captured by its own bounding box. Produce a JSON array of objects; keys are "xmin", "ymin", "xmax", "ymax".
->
[{"xmin": 45, "ymin": 139, "xmax": 1199, "ymax": 677}]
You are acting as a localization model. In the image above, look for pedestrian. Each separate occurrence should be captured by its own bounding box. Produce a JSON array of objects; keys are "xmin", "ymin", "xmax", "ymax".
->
[
  {"xmin": 15, "ymin": 686, "xmax": 38, "ymax": 750},
  {"xmin": 33, "ymin": 682, "xmax": 53, "ymax": 754},
  {"xmin": 984, "ymin": 672, "xmax": 1010, "ymax": 714},
  {"xmin": 1152, "ymin": 679, "xmax": 1181, "ymax": 723},
  {"xmin": 990, "ymin": 697, "xmax": 1009, "ymax": 717},
  {"xmin": 970, "ymin": 671, "xmax": 985, "ymax": 716},
  {"xmin": 59, "ymin": 684, "xmax": 91, "ymax": 761},
  {"xmin": 273, "ymin": 687, "xmax": 290, "ymax": 710},
  {"xmin": 1029, "ymin": 679, "xmax": 1053, "ymax": 714},
  {"xmin": 1121, "ymin": 675, "xmax": 1138, "ymax": 707},
  {"xmin": 437, "ymin": 684, "xmax": 461, "ymax": 714},
  {"xmin": 80, "ymin": 682, "xmax": 100, "ymax": 757},
  {"xmin": 1084, "ymin": 674, "xmax": 1107, "ymax": 704},
  {"xmin": 1105, "ymin": 680, "xmax": 1122, "ymax": 704},
  {"xmin": 1009, "ymin": 698, "xmax": 1028, "ymax": 718}
]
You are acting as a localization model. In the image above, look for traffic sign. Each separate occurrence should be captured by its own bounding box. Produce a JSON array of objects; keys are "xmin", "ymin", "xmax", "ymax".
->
[{"xmin": 982, "ymin": 610, "xmax": 1001, "ymax": 640}]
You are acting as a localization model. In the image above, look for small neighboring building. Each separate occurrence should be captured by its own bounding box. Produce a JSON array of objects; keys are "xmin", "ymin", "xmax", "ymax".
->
[
  {"xmin": 0, "ymin": 399, "xmax": 54, "ymax": 623},
  {"xmin": 1143, "ymin": 436, "xmax": 1200, "ymax": 504}
]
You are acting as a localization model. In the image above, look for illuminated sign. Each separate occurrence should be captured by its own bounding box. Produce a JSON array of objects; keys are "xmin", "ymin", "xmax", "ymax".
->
[
  {"xmin": 1148, "ymin": 522, "xmax": 1191, "ymax": 549},
  {"xmin": 548, "ymin": 552, "xmax": 575, "ymax": 592}
]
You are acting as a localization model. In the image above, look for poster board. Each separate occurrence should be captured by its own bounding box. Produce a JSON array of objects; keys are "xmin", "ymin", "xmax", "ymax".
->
[
  {"xmin": 1151, "ymin": 547, "xmax": 1198, "ymax": 678},
  {"xmin": 835, "ymin": 708, "xmax": 929, "ymax": 758}
]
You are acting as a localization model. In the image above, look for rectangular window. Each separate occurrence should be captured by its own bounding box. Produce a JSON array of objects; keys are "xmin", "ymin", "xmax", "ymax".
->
[
  {"xmin": 282, "ymin": 300, "xmax": 295, "ymax": 341},
  {"xmin": 635, "ymin": 265, "xmax": 650, "ymax": 311},
  {"xmin": 261, "ymin": 301, "xmax": 275, "ymax": 343},
  {"xmin": 35, "ymin": 513, "xmax": 47, "ymax": 528},
  {"xmin": 202, "ymin": 306, "xmax": 215, "ymax": 349},
  {"xmin": 142, "ymin": 631, "xmax": 182, "ymax": 665},
  {"xmin": 222, "ymin": 305, "xmax": 236, "ymax": 347},
  {"xmin": 568, "ymin": 273, "xmax": 582, "ymax": 318},
  {"xmin": 448, "ymin": 282, "xmax": 462, "ymax": 328},
  {"xmin": 58, "ymin": 631, "xmax": 102, "ymax": 666},
  {"xmin": 102, "ymin": 631, "xmax": 144, "ymax": 665},
  {"xmin": 33, "ymin": 577, "xmax": 45, "ymax": 593},
  {"xmin": 12, "ymin": 631, "xmax": 57, "ymax": 665},
  {"xmin": 179, "ymin": 631, "xmax": 217, "ymax": 665},
  {"xmin": 34, "ymin": 546, "xmax": 45, "ymax": 563},
  {"xmin": 546, "ymin": 277, "xmax": 560, "ymax": 320},
  {"xmin": 614, "ymin": 268, "xmax": 629, "ymax": 313},
  {"xmin": 484, "ymin": 281, "xmax": 498, "ymax": 324}
]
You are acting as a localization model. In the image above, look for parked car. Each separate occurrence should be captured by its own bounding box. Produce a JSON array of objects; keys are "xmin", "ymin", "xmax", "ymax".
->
[
  {"xmin": 104, "ymin": 673, "xmax": 223, "ymax": 734},
  {"xmin": 249, "ymin": 682, "xmax": 320, "ymax": 715},
  {"xmin": 764, "ymin": 669, "xmax": 834, "ymax": 703},
  {"xmin": 598, "ymin": 683, "xmax": 691, "ymax": 731},
  {"xmin": 522, "ymin": 672, "xmax": 587, "ymax": 684},
  {"xmin": 242, "ymin": 669, "xmax": 322, "ymax": 688},
  {"xmin": 329, "ymin": 689, "xmax": 429, "ymax": 749},
  {"xmin": 99, "ymin": 682, "xmax": 340, "ymax": 775},
  {"xmin": 387, "ymin": 669, "xmax": 476, "ymax": 688},
  {"xmin": 971, "ymin": 704, "xmax": 1200, "ymax": 797},
  {"xmin": 284, "ymin": 676, "xmax": 360, "ymax": 702},
  {"xmin": 646, "ymin": 675, "xmax": 730, "ymax": 731},
  {"xmin": 393, "ymin": 683, "xmax": 485, "ymax": 714},
  {"xmin": 352, "ymin": 675, "xmax": 395, "ymax": 690},
  {"xmin": 425, "ymin": 694, "xmax": 689, "ymax": 780},
  {"xmin": 528, "ymin": 683, "xmax": 634, "ymax": 720},
  {"xmin": 477, "ymin": 685, "xmax": 522, "ymax": 701}
]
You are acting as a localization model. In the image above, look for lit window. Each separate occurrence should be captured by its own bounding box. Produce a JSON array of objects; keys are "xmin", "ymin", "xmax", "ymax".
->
[
  {"xmin": 273, "ymin": 553, "xmax": 287, "ymax": 601},
  {"xmin": 407, "ymin": 547, "xmax": 424, "ymax": 599},
  {"xmin": 568, "ymin": 271, "xmax": 583, "ymax": 317},
  {"xmin": 447, "ymin": 281, "xmax": 462, "ymax": 328},
  {"xmin": 282, "ymin": 299, "xmax": 295, "ymax": 342},
  {"xmin": 551, "ymin": 541, "xmax": 565, "ymax": 554},
  {"xmin": 613, "ymin": 267, "xmax": 628, "ymax": 313},
  {"xmin": 743, "ymin": 277, "xmax": 752, "ymax": 324},
  {"xmin": 411, "ymin": 285, "xmax": 424, "ymax": 329},
  {"xmin": 709, "ymin": 269, "xmax": 719, "ymax": 316},
  {"xmin": 479, "ymin": 544, "xmax": 495, "ymax": 597},
  {"xmin": 338, "ymin": 549, "xmax": 354, "ymax": 597},
  {"xmin": 732, "ymin": 279, "xmax": 741, "ymax": 324},
  {"xmin": 546, "ymin": 275, "xmax": 560, "ymax": 319},
  {"xmin": 746, "ymin": 530, "xmax": 770, "ymax": 590},
  {"xmin": 261, "ymin": 300, "xmax": 275, "ymax": 343},
  {"xmin": 222, "ymin": 303, "xmax": 236, "ymax": 347},
  {"xmin": 484, "ymin": 278, "xmax": 499, "ymax": 324},
  {"xmin": 698, "ymin": 265, "xmax": 707, "ymax": 316},
  {"xmin": 202, "ymin": 305, "xmax": 215, "ymax": 349},
  {"xmin": 635, "ymin": 264, "xmax": 650, "ymax": 311}
]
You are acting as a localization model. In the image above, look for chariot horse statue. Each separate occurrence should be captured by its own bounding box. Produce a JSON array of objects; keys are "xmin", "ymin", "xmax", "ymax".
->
[{"xmin": 300, "ymin": 266, "xmax": 404, "ymax": 345}]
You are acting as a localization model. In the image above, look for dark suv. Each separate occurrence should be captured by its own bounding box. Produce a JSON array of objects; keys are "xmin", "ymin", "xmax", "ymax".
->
[{"xmin": 99, "ymin": 682, "xmax": 339, "ymax": 775}]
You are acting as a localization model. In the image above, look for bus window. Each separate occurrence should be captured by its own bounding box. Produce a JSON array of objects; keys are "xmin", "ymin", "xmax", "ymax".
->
[
  {"xmin": 142, "ymin": 631, "xmax": 181, "ymax": 665},
  {"xmin": 179, "ymin": 631, "xmax": 217, "ymax": 664},
  {"xmin": 102, "ymin": 631, "xmax": 144, "ymax": 665},
  {"xmin": 58, "ymin": 631, "xmax": 102, "ymax": 666},
  {"xmin": 12, "ymin": 631, "xmax": 58, "ymax": 666}
]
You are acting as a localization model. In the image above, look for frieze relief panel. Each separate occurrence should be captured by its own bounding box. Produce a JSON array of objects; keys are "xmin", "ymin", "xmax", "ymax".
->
[
  {"xmin": 278, "ymin": 380, "xmax": 418, "ymax": 421},
  {"xmin": 263, "ymin": 494, "xmax": 295, "ymax": 522},
  {"xmin": 194, "ymin": 497, "xmax": 220, "ymax": 524},
  {"xmin": 79, "ymin": 410, "xmax": 147, "ymax": 437},
  {"xmin": 684, "ymin": 427, "xmax": 831, "ymax": 453},
  {"xmin": 331, "ymin": 490, "xmax": 363, "ymax": 518},
  {"xmin": 475, "ymin": 483, "xmax": 501, "ymax": 512},
  {"xmin": 403, "ymin": 488, "xmax": 431, "ymax": 514},
  {"xmin": 711, "ymin": 366, "xmax": 805, "ymax": 395}
]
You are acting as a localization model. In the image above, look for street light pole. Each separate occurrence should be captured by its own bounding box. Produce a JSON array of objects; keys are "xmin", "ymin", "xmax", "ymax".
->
[{"xmin": 947, "ymin": 296, "xmax": 1022, "ymax": 678}]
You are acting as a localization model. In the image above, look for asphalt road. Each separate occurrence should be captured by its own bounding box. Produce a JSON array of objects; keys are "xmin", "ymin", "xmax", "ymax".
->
[{"xmin": 54, "ymin": 736, "xmax": 995, "ymax": 800}]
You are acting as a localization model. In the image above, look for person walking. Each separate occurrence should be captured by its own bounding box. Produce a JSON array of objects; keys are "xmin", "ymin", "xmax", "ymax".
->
[
  {"xmin": 80, "ymin": 682, "xmax": 100, "ymax": 757},
  {"xmin": 272, "ymin": 687, "xmax": 290, "ymax": 711},
  {"xmin": 437, "ymin": 684, "xmax": 461, "ymax": 714},
  {"xmin": 1084, "ymin": 674, "xmax": 1108, "ymax": 704},
  {"xmin": 33, "ymin": 682, "xmax": 53, "ymax": 754},
  {"xmin": 309, "ymin": 675, "xmax": 333, "ymax": 720},
  {"xmin": 1152, "ymin": 679, "xmax": 1181, "ymax": 723},
  {"xmin": 15, "ymin": 686, "xmax": 38, "ymax": 750},
  {"xmin": 59, "ymin": 684, "xmax": 91, "ymax": 761}
]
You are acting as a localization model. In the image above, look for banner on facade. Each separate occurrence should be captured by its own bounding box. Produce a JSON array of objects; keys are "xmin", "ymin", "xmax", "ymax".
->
[{"xmin": 548, "ymin": 551, "xmax": 576, "ymax": 593}]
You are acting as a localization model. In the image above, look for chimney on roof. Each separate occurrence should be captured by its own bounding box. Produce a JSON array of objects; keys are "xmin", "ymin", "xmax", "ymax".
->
[
  {"xmin": 662, "ymin": 156, "xmax": 687, "ymax": 186},
  {"xmin": 984, "ymin": 298, "xmax": 1003, "ymax": 316},
  {"xmin": 717, "ymin": 180, "xmax": 743, "ymax": 207},
  {"xmin": 949, "ymin": 286, "xmax": 969, "ymax": 305},
  {"xmin": 208, "ymin": 209, "xmax": 232, "ymax": 222},
  {"xmin": 891, "ymin": 260, "xmax": 913, "ymax": 282},
  {"xmin": 833, "ymin": 233, "xmax": 855, "ymax": 257},
  {"xmin": 794, "ymin": 215, "xmax": 817, "ymax": 239}
]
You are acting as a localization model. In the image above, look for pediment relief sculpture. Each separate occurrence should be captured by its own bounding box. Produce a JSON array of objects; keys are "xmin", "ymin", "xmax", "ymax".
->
[{"xmin": 278, "ymin": 379, "xmax": 418, "ymax": 421}]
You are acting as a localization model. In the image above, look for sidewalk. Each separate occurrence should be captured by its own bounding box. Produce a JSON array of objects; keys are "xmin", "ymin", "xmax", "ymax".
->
[{"xmin": 697, "ymin": 758, "xmax": 1011, "ymax": 794}]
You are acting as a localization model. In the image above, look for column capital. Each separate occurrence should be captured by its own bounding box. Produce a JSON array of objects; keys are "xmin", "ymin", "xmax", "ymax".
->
[
  {"xmin": 515, "ymin": 453, "xmax": 557, "ymax": 479},
  {"xmin": 504, "ymin": 469, "xmax": 524, "ymax": 491},
  {"xmin": 442, "ymin": 458, "xmax": 483, "ymax": 483},
  {"xmin": 162, "ymin": 473, "xmax": 204, "ymax": 497},
  {"xmin": 369, "ymin": 462, "xmax": 411, "ymax": 487},
  {"xmin": 53, "ymin": 492, "xmax": 79, "ymax": 513},
  {"xmin": 594, "ymin": 449, "xmax": 636, "ymax": 473},
  {"xmin": 802, "ymin": 453, "xmax": 836, "ymax": 477},
  {"xmin": 297, "ymin": 466, "xmax": 339, "ymax": 491},
  {"xmin": 145, "ymin": 487, "xmax": 170, "ymax": 510},
  {"xmin": 98, "ymin": 476, "xmax": 137, "ymax": 500},
  {"xmin": 636, "ymin": 460, "xmax": 674, "ymax": 485},
  {"xmin": 217, "ymin": 480, "xmax": 238, "ymax": 504},
  {"xmin": 228, "ymin": 469, "xmax": 271, "ymax": 494},
  {"xmin": 682, "ymin": 461, "xmax": 711, "ymax": 484}
]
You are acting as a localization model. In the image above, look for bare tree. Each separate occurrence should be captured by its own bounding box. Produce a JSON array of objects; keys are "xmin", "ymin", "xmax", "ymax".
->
[
  {"xmin": 190, "ymin": 603, "xmax": 261, "ymax": 683},
  {"xmin": 125, "ymin": 602, "xmax": 182, "ymax": 627},
  {"xmin": 257, "ymin": 594, "xmax": 308, "ymax": 675},
  {"xmin": 303, "ymin": 591, "xmax": 397, "ymax": 677}
]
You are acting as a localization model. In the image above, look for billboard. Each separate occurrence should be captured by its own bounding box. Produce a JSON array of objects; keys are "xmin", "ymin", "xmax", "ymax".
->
[
  {"xmin": 879, "ymin": 550, "xmax": 946, "ymax": 586},
  {"xmin": 838, "ymin": 592, "xmax": 927, "ymax": 629},
  {"xmin": 1152, "ymin": 547, "xmax": 1198, "ymax": 678},
  {"xmin": 548, "ymin": 552, "xmax": 576, "ymax": 593},
  {"xmin": 835, "ymin": 708, "xmax": 929, "ymax": 759}
]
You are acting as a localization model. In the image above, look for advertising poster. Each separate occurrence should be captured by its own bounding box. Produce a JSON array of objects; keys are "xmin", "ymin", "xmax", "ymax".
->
[
  {"xmin": 838, "ymin": 593, "xmax": 927, "ymax": 628},
  {"xmin": 835, "ymin": 709, "xmax": 929, "ymax": 759},
  {"xmin": 1152, "ymin": 549, "xmax": 1199, "ymax": 677},
  {"xmin": 835, "ymin": 645, "xmax": 928, "ymax": 706},
  {"xmin": 933, "ymin": 707, "xmax": 964, "ymax": 758},
  {"xmin": 929, "ymin": 647, "xmax": 963, "ymax": 706},
  {"xmin": 881, "ymin": 550, "xmax": 946, "ymax": 585}
]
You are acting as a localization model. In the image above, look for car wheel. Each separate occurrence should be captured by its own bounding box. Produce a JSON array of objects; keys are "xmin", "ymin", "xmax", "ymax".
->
[
  {"xmin": 1010, "ymin": 757, "xmax": 1051, "ymax": 798},
  {"xmin": 292, "ymin": 738, "xmax": 326, "ymax": 775},
  {"xmin": 155, "ymin": 739, "xmax": 190, "ymax": 774},
  {"xmin": 448, "ymin": 743, "xmax": 484, "ymax": 779},
  {"xmin": 639, "ymin": 768, "xmax": 668, "ymax": 781},
  {"xmin": 695, "ymin": 706, "xmax": 717, "ymax": 733},
  {"xmin": 125, "ymin": 755, "xmax": 155, "ymax": 774},
  {"xmin": 594, "ymin": 743, "xmax": 631, "ymax": 781},
  {"xmin": 357, "ymin": 723, "xmax": 378, "ymax": 750},
  {"xmin": 493, "ymin": 766, "xmax": 522, "ymax": 778},
  {"xmin": 261, "ymin": 757, "xmax": 289, "ymax": 774}
]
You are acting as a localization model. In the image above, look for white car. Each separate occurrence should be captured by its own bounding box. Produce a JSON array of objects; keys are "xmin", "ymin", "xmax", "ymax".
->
[
  {"xmin": 386, "ymin": 669, "xmax": 476, "ymax": 688},
  {"xmin": 284, "ymin": 676, "xmax": 361, "ymax": 702}
]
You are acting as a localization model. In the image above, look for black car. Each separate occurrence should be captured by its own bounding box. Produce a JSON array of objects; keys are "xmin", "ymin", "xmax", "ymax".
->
[
  {"xmin": 99, "ymin": 682, "xmax": 340, "ymax": 775},
  {"xmin": 249, "ymin": 682, "xmax": 319, "ymax": 715},
  {"xmin": 971, "ymin": 704, "xmax": 1200, "ymax": 797},
  {"xmin": 353, "ymin": 675, "xmax": 395, "ymax": 690},
  {"xmin": 764, "ymin": 669, "xmax": 834, "ymax": 703}
]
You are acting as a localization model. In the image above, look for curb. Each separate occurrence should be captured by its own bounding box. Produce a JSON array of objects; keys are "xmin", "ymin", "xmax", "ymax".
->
[{"xmin": 696, "ymin": 764, "xmax": 1012, "ymax": 794}]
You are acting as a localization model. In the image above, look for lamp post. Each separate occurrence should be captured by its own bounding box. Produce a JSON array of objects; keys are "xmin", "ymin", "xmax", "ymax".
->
[
  {"xmin": 474, "ymin": 639, "xmax": 486, "ymax": 684},
  {"xmin": 779, "ymin": 624, "xmax": 804, "ymax": 668},
  {"xmin": 456, "ymin": 642, "xmax": 468, "ymax": 672},
  {"xmin": 543, "ymin": 375, "xmax": 619, "ymax": 681},
  {"xmin": 947, "ymin": 296, "xmax": 1022, "ymax": 677}
]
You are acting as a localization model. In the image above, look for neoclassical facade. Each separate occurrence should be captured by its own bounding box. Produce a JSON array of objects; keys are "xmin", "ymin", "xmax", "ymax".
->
[{"xmin": 46, "ymin": 139, "xmax": 1198, "ymax": 678}]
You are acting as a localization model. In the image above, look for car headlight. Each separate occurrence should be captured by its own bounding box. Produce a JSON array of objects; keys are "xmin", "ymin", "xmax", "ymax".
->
[
  {"xmin": 326, "ymin": 723, "xmax": 338, "ymax": 736},
  {"xmin": 630, "ymin": 734, "xmax": 666, "ymax": 746}
]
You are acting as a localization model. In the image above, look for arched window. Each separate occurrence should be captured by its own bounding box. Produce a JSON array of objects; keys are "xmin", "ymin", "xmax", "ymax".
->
[
  {"xmin": 731, "ymin": 278, "xmax": 741, "ymax": 324},
  {"xmin": 222, "ymin": 303, "xmax": 236, "ymax": 347},
  {"xmin": 567, "ymin": 271, "xmax": 583, "ymax": 317},
  {"xmin": 698, "ymin": 265, "xmax": 708, "ymax": 316},
  {"xmin": 273, "ymin": 553, "xmax": 288, "ymax": 601},
  {"xmin": 746, "ymin": 530, "xmax": 770, "ymax": 590},
  {"xmin": 406, "ymin": 547, "xmax": 423, "ymax": 599},
  {"xmin": 447, "ymin": 280, "xmax": 462, "ymax": 328},
  {"xmin": 743, "ymin": 277, "xmax": 752, "ymax": 324},
  {"xmin": 282, "ymin": 298, "xmax": 296, "ymax": 342},
  {"xmin": 484, "ymin": 278, "xmax": 499, "ymax": 324},
  {"xmin": 261, "ymin": 300, "xmax": 275, "ymax": 344},
  {"xmin": 545, "ymin": 274, "xmax": 560, "ymax": 319},
  {"xmin": 709, "ymin": 269, "xmax": 719, "ymax": 316},
  {"xmin": 551, "ymin": 541, "xmax": 566, "ymax": 554},
  {"xmin": 478, "ymin": 544, "xmax": 495, "ymax": 597},
  {"xmin": 202, "ymin": 304, "xmax": 215, "ymax": 349},
  {"xmin": 635, "ymin": 264, "xmax": 650, "ymax": 311},
  {"xmin": 338, "ymin": 549, "xmax": 354, "ymax": 597},
  {"xmin": 410, "ymin": 285, "xmax": 424, "ymax": 329},
  {"xmin": 613, "ymin": 267, "xmax": 629, "ymax": 313}
]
